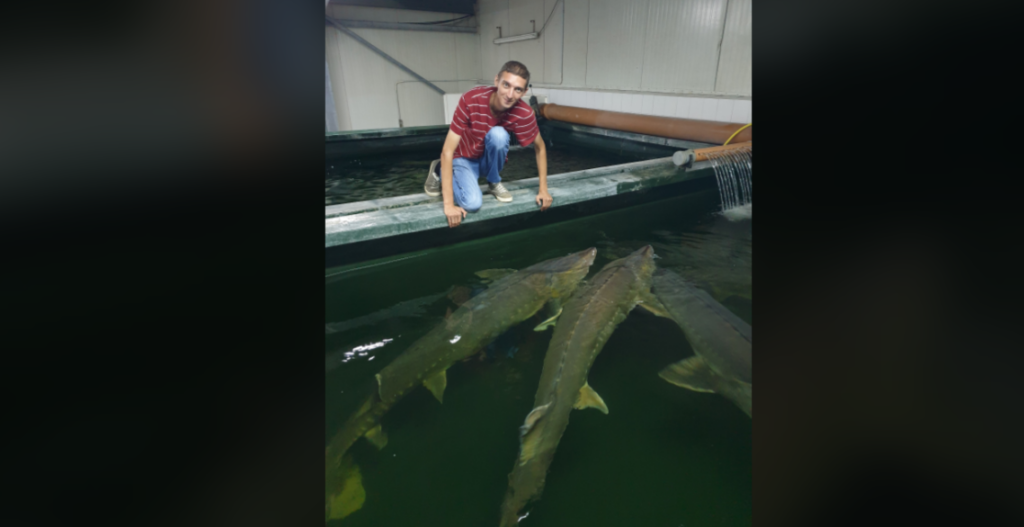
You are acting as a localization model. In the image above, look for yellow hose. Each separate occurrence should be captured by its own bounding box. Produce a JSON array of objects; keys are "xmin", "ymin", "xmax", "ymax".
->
[{"xmin": 723, "ymin": 123, "xmax": 751, "ymax": 146}]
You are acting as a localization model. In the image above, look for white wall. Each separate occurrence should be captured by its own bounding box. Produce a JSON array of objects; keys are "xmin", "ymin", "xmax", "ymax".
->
[
  {"xmin": 326, "ymin": 1, "xmax": 752, "ymax": 131},
  {"xmin": 715, "ymin": 0, "xmax": 752, "ymax": 94},
  {"xmin": 478, "ymin": 0, "xmax": 564, "ymax": 85},
  {"xmin": 326, "ymin": 61, "xmax": 339, "ymax": 132},
  {"xmin": 326, "ymin": 6, "xmax": 484, "ymax": 131},
  {"xmin": 530, "ymin": 88, "xmax": 752, "ymax": 123},
  {"xmin": 479, "ymin": 0, "xmax": 752, "ymax": 123}
]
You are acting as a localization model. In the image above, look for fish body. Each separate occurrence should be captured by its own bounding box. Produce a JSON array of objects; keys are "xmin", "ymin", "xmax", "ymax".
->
[
  {"xmin": 325, "ymin": 248, "xmax": 597, "ymax": 521},
  {"xmin": 652, "ymin": 269, "xmax": 752, "ymax": 417},
  {"xmin": 499, "ymin": 246, "xmax": 656, "ymax": 526}
]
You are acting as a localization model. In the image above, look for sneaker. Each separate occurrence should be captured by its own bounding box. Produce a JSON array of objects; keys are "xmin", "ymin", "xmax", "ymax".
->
[
  {"xmin": 488, "ymin": 182, "xmax": 512, "ymax": 203},
  {"xmin": 424, "ymin": 160, "xmax": 441, "ymax": 197}
]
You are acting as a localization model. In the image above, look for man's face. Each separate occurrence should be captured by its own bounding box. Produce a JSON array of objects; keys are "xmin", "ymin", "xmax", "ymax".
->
[{"xmin": 493, "ymin": 72, "xmax": 528, "ymax": 111}]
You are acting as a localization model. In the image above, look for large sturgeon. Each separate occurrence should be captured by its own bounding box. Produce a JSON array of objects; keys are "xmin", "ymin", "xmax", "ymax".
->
[
  {"xmin": 498, "ymin": 245, "xmax": 656, "ymax": 526},
  {"xmin": 651, "ymin": 269, "xmax": 752, "ymax": 417},
  {"xmin": 325, "ymin": 248, "xmax": 597, "ymax": 522}
]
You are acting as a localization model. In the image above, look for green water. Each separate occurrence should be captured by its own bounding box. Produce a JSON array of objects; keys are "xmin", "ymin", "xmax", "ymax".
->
[
  {"xmin": 325, "ymin": 190, "xmax": 751, "ymax": 526},
  {"xmin": 325, "ymin": 144, "xmax": 661, "ymax": 206}
]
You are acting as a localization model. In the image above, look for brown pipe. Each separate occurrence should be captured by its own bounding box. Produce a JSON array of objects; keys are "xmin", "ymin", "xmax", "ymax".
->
[
  {"xmin": 539, "ymin": 103, "xmax": 751, "ymax": 145},
  {"xmin": 693, "ymin": 141, "xmax": 751, "ymax": 162}
]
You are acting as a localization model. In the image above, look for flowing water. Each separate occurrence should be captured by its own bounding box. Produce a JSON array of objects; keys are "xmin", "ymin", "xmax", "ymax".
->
[
  {"xmin": 325, "ymin": 144, "xmax": 661, "ymax": 206},
  {"xmin": 705, "ymin": 146, "xmax": 752, "ymax": 218},
  {"xmin": 325, "ymin": 190, "xmax": 752, "ymax": 527}
]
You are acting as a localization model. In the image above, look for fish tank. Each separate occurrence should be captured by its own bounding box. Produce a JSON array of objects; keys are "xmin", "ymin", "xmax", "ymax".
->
[{"xmin": 325, "ymin": 173, "xmax": 752, "ymax": 526}]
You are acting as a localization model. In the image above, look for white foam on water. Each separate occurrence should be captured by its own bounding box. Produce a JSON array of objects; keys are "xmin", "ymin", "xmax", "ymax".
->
[{"xmin": 721, "ymin": 203, "xmax": 752, "ymax": 222}]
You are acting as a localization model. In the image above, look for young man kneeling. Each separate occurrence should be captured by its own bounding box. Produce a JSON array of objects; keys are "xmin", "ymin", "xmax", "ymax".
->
[{"xmin": 424, "ymin": 61, "xmax": 552, "ymax": 228}]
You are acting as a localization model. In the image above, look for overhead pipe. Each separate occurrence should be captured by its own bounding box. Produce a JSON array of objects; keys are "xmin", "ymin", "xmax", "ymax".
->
[
  {"xmin": 539, "ymin": 103, "xmax": 751, "ymax": 145},
  {"xmin": 693, "ymin": 141, "xmax": 751, "ymax": 162},
  {"xmin": 672, "ymin": 141, "xmax": 751, "ymax": 168},
  {"xmin": 332, "ymin": 19, "xmax": 476, "ymax": 33}
]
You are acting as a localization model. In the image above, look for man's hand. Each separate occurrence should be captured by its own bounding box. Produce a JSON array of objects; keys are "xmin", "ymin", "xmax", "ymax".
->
[
  {"xmin": 532, "ymin": 133, "xmax": 550, "ymax": 211},
  {"xmin": 445, "ymin": 203, "xmax": 468, "ymax": 228},
  {"xmin": 535, "ymin": 190, "xmax": 553, "ymax": 211},
  {"xmin": 439, "ymin": 131, "xmax": 464, "ymax": 228}
]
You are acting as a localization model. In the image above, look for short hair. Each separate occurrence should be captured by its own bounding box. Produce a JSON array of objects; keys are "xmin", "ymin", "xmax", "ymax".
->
[{"xmin": 498, "ymin": 61, "xmax": 530, "ymax": 86}]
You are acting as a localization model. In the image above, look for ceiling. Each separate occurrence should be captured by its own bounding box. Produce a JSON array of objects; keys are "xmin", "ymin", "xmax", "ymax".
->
[{"xmin": 327, "ymin": 0, "xmax": 476, "ymax": 16}]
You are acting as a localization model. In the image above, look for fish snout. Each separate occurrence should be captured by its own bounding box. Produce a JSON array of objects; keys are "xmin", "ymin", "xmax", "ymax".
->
[
  {"xmin": 634, "ymin": 245, "xmax": 654, "ymax": 259},
  {"xmin": 565, "ymin": 247, "xmax": 597, "ymax": 270},
  {"xmin": 581, "ymin": 247, "xmax": 597, "ymax": 265}
]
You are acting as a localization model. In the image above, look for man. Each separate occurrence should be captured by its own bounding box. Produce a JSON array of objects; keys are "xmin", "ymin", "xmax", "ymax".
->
[{"xmin": 424, "ymin": 61, "xmax": 553, "ymax": 228}]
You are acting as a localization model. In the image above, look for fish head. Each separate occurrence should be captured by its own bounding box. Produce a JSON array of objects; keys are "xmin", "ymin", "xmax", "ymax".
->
[
  {"xmin": 624, "ymin": 244, "xmax": 658, "ymax": 281},
  {"xmin": 530, "ymin": 247, "xmax": 596, "ymax": 299}
]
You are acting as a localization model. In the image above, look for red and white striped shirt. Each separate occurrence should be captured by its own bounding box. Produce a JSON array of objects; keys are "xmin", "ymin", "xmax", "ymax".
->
[{"xmin": 449, "ymin": 86, "xmax": 539, "ymax": 161}]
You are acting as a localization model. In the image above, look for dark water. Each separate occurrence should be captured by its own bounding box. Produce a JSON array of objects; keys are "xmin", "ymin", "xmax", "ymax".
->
[
  {"xmin": 325, "ymin": 190, "xmax": 752, "ymax": 526},
  {"xmin": 325, "ymin": 144, "xmax": 660, "ymax": 206}
]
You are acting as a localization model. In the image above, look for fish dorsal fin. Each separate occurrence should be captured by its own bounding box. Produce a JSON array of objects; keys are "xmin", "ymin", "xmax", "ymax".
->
[
  {"xmin": 636, "ymin": 288, "xmax": 671, "ymax": 318},
  {"xmin": 423, "ymin": 369, "xmax": 447, "ymax": 404},
  {"xmin": 364, "ymin": 424, "xmax": 388, "ymax": 450},
  {"xmin": 573, "ymin": 382, "xmax": 609, "ymax": 414},
  {"xmin": 520, "ymin": 403, "xmax": 549, "ymax": 434},
  {"xmin": 658, "ymin": 356, "xmax": 718, "ymax": 393},
  {"xmin": 475, "ymin": 268, "xmax": 517, "ymax": 284},
  {"xmin": 533, "ymin": 305, "xmax": 562, "ymax": 331},
  {"xmin": 518, "ymin": 403, "xmax": 551, "ymax": 465}
]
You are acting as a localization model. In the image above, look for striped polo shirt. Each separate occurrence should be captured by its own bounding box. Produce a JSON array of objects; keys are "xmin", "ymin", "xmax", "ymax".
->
[{"xmin": 449, "ymin": 85, "xmax": 539, "ymax": 161}]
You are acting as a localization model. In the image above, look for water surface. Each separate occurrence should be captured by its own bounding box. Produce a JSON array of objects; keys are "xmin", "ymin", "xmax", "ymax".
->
[{"xmin": 326, "ymin": 190, "xmax": 751, "ymax": 526}]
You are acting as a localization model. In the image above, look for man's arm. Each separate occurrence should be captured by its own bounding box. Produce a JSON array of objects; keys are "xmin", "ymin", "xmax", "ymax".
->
[
  {"xmin": 533, "ymin": 132, "xmax": 552, "ymax": 211},
  {"xmin": 440, "ymin": 130, "xmax": 467, "ymax": 228}
]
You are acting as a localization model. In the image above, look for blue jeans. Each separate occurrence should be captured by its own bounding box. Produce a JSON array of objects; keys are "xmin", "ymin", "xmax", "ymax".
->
[{"xmin": 451, "ymin": 127, "xmax": 509, "ymax": 212}]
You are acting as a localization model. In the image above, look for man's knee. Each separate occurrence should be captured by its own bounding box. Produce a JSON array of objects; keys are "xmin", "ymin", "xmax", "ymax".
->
[
  {"xmin": 486, "ymin": 126, "xmax": 509, "ymax": 146},
  {"xmin": 462, "ymin": 193, "xmax": 483, "ymax": 212}
]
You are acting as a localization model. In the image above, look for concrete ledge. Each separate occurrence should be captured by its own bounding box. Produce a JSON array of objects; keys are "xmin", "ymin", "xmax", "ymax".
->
[
  {"xmin": 325, "ymin": 158, "xmax": 715, "ymax": 248},
  {"xmin": 325, "ymin": 156, "xmax": 687, "ymax": 219}
]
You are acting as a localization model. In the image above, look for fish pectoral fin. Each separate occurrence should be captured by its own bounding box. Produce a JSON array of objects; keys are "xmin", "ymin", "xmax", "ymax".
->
[
  {"xmin": 518, "ymin": 403, "xmax": 551, "ymax": 465},
  {"xmin": 636, "ymin": 289, "xmax": 671, "ymax": 318},
  {"xmin": 423, "ymin": 369, "xmax": 447, "ymax": 404},
  {"xmin": 573, "ymin": 382, "xmax": 609, "ymax": 414},
  {"xmin": 327, "ymin": 454, "xmax": 366, "ymax": 520},
  {"xmin": 364, "ymin": 424, "xmax": 388, "ymax": 450},
  {"xmin": 659, "ymin": 356, "xmax": 718, "ymax": 393},
  {"xmin": 375, "ymin": 373, "xmax": 384, "ymax": 400},
  {"xmin": 475, "ymin": 268, "xmax": 517, "ymax": 284},
  {"xmin": 533, "ymin": 306, "xmax": 563, "ymax": 331},
  {"xmin": 521, "ymin": 403, "xmax": 550, "ymax": 433}
]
